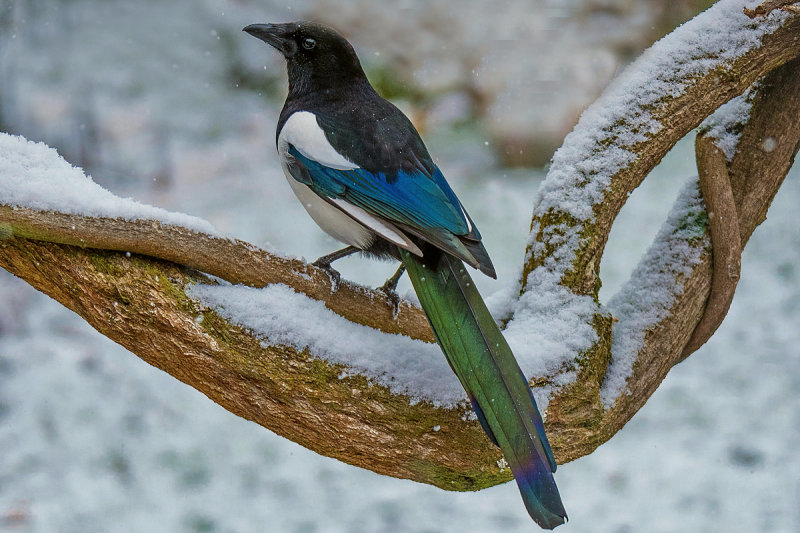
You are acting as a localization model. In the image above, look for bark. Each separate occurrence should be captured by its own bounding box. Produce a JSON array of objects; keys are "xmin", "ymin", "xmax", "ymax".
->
[
  {"xmin": 600, "ymin": 55, "xmax": 800, "ymax": 440},
  {"xmin": 0, "ymin": 0, "xmax": 798, "ymax": 491},
  {"xmin": 681, "ymin": 135, "xmax": 741, "ymax": 359},
  {"xmin": 0, "ymin": 207, "xmax": 432, "ymax": 341}
]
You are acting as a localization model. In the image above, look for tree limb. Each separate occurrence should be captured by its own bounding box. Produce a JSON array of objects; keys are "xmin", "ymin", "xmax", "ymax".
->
[
  {"xmin": 0, "ymin": 0, "xmax": 798, "ymax": 490},
  {"xmin": 599, "ymin": 51, "xmax": 800, "ymax": 444},
  {"xmin": 0, "ymin": 205, "xmax": 433, "ymax": 342},
  {"xmin": 681, "ymin": 135, "xmax": 741, "ymax": 359},
  {"xmin": 522, "ymin": 2, "xmax": 800, "ymax": 458},
  {"xmin": 0, "ymin": 235, "xmax": 509, "ymax": 490}
]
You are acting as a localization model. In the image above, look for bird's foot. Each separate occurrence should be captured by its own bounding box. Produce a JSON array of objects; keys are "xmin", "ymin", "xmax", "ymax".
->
[
  {"xmin": 312, "ymin": 260, "xmax": 342, "ymax": 292},
  {"xmin": 378, "ymin": 264, "xmax": 406, "ymax": 318},
  {"xmin": 378, "ymin": 285, "xmax": 401, "ymax": 319},
  {"xmin": 310, "ymin": 246, "xmax": 359, "ymax": 292}
]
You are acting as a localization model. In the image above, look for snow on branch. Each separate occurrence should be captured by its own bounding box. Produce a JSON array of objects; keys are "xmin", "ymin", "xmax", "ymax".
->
[
  {"xmin": 519, "ymin": 0, "xmax": 800, "ymax": 456},
  {"xmin": 1, "ymin": 0, "xmax": 799, "ymax": 490},
  {"xmin": 603, "ymin": 180, "xmax": 708, "ymax": 405},
  {"xmin": 0, "ymin": 134, "xmax": 432, "ymax": 342}
]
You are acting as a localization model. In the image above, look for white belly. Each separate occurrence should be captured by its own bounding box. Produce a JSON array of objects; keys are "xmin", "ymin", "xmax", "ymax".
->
[{"xmin": 281, "ymin": 165, "xmax": 377, "ymax": 249}]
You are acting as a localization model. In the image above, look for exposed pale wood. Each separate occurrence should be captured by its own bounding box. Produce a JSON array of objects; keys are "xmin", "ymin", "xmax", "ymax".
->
[{"xmin": 743, "ymin": 0, "xmax": 799, "ymax": 17}]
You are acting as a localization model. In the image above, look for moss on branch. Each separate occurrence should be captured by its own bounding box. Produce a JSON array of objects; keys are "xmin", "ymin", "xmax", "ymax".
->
[{"xmin": 0, "ymin": 0, "xmax": 798, "ymax": 490}]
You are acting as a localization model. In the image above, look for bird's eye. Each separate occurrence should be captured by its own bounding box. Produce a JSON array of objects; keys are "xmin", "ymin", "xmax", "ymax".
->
[{"xmin": 302, "ymin": 38, "xmax": 316, "ymax": 50}]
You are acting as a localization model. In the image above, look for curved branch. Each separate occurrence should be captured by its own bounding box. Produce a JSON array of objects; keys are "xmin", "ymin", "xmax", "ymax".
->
[
  {"xmin": 0, "ymin": 205, "xmax": 433, "ymax": 342},
  {"xmin": 0, "ymin": 0, "xmax": 798, "ymax": 491},
  {"xmin": 601, "ymin": 53, "xmax": 800, "ymax": 441},
  {"xmin": 521, "ymin": 1, "xmax": 800, "ymax": 460},
  {"xmin": 681, "ymin": 134, "xmax": 742, "ymax": 359},
  {"xmin": 0, "ymin": 235, "xmax": 507, "ymax": 491},
  {"xmin": 525, "ymin": 6, "xmax": 798, "ymax": 297}
]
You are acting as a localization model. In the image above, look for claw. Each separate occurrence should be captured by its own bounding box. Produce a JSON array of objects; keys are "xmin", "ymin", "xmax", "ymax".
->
[
  {"xmin": 379, "ymin": 264, "xmax": 406, "ymax": 318},
  {"xmin": 313, "ymin": 260, "xmax": 342, "ymax": 292},
  {"xmin": 310, "ymin": 246, "xmax": 359, "ymax": 292},
  {"xmin": 379, "ymin": 285, "xmax": 401, "ymax": 318},
  {"xmin": 381, "ymin": 264, "xmax": 406, "ymax": 293}
]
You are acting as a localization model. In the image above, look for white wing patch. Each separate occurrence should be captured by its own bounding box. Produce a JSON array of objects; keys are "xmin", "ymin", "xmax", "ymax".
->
[
  {"xmin": 278, "ymin": 111, "xmax": 358, "ymax": 170},
  {"xmin": 284, "ymin": 176, "xmax": 375, "ymax": 249},
  {"xmin": 331, "ymin": 199, "xmax": 423, "ymax": 257}
]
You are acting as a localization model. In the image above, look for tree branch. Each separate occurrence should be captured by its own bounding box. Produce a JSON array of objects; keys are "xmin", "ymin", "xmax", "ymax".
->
[
  {"xmin": 0, "ymin": 235, "xmax": 508, "ymax": 491},
  {"xmin": 598, "ymin": 46, "xmax": 800, "ymax": 445},
  {"xmin": 1, "ymin": 0, "xmax": 798, "ymax": 491},
  {"xmin": 0, "ymin": 205, "xmax": 433, "ymax": 342},
  {"xmin": 520, "ymin": 1, "xmax": 800, "ymax": 459},
  {"xmin": 680, "ymin": 134, "xmax": 741, "ymax": 359}
]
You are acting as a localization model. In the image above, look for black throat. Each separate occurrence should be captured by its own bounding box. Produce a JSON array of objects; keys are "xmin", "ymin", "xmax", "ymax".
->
[{"xmin": 285, "ymin": 49, "xmax": 369, "ymax": 102}]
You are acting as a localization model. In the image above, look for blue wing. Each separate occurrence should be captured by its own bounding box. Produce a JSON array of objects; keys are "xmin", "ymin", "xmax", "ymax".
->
[{"xmin": 287, "ymin": 144, "xmax": 495, "ymax": 276}]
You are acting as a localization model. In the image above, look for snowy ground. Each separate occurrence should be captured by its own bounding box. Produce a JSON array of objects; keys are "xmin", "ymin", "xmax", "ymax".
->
[{"xmin": 2, "ymin": 0, "xmax": 800, "ymax": 532}]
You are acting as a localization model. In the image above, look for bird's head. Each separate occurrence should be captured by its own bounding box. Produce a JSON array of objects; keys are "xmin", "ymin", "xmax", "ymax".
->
[{"xmin": 243, "ymin": 21, "xmax": 366, "ymax": 94}]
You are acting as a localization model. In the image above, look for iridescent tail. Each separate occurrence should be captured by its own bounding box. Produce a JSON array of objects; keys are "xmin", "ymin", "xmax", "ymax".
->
[{"xmin": 401, "ymin": 248, "xmax": 567, "ymax": 529}]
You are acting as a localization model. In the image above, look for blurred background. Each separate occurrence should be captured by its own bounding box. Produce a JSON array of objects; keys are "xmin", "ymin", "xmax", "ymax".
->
[{"xmin": 0, "ymin": 0, "xmax": 798, "ymax": 532}]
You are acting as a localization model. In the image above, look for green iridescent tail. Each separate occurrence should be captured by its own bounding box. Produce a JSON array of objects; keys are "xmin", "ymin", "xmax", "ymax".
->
[{"xmin": 401, "ymin": 248, "xmax": 567, "ymax": 530}]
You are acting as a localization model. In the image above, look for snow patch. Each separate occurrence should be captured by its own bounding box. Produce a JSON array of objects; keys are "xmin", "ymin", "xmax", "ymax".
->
[
  {"xmin": 0, "ymin": 133, "xmax": 218, "ymax": 235},
  {"xmin": 505, "ymin": 271, "xmax": 601, "ymax": 381},
  {"xmin": 602, "ymin": 179, "xmax": 708, "ymax": 406},
  {"xmin": 187, "ymin": 282, "xmax": 467, "ymax": 407},
  {"xmin": 699, "ymin": 88, "xmax": 756, "ymax": 161},
  {"xmin": 189, "ymin": 277, "xmax": 583, "ymax": 410}
]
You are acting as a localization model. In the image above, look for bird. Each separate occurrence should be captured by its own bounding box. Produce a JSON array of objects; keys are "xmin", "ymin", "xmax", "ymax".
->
[{"xmin": 243, "ymin": 21, "xmax": 567, "ymax": 529}]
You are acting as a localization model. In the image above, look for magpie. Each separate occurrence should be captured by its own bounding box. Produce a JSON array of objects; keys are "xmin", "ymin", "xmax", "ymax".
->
[{"xmin": 243, "ymin": 21, "xmax": 567, "ymax": 529}]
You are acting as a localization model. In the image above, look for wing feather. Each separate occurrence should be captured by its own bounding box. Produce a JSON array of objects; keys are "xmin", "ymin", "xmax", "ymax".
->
[{"xmin": 279, "ymin": 110, "xmax": 495, "ymax": 276}]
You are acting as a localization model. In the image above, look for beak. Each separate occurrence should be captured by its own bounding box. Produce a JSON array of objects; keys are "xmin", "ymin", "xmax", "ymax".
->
[{"xmin": 243, "ymin": 23, "xmax": 297, "ymax": 57}]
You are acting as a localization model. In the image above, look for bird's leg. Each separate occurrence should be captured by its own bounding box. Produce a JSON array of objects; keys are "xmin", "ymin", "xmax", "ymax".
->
[
  {"xmin": 312, "ymin": 245, "xmax": 360, "ymax": 267},
  {"xmin": 380, "ymin": 264, "xmax": 406, "ymax": 293},
  {"xmin": 311, "ymin": 245, "xmax": 359, "ymax": 291},
  {"xmin": 378, "ymin": 263, "xmax": 406, "ymax": 318}
]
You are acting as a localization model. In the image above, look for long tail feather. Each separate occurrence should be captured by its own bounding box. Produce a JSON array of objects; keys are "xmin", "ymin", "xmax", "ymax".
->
[{"xmin": 401, "ymin": 248, "xmax": 567, "ymax": 529}]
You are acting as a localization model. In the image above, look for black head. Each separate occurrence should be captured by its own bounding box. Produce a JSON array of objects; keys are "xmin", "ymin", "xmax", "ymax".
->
[{"xmin": 243, "ymin": 21, "xmax": 367, "ymax": 95}]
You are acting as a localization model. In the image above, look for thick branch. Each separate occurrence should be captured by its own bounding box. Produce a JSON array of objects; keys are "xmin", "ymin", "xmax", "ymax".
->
[
  {"xmin": 0, "ymin": 236, "xmax": 508, "ymax": 490},
  {"xmin": 522, "ymin": 2, "xmax": 800, "ymax": 461},
  {"xmin": 601, "ymin": 54, "xmax": 800, "ymax": 440},
  {"xmin": 0, "ymin": 205, "xmax": 433, "ymax": 342},
  {"xmin": 0, "ymin": 1, "xmax": 797, "ymax": 490}
]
